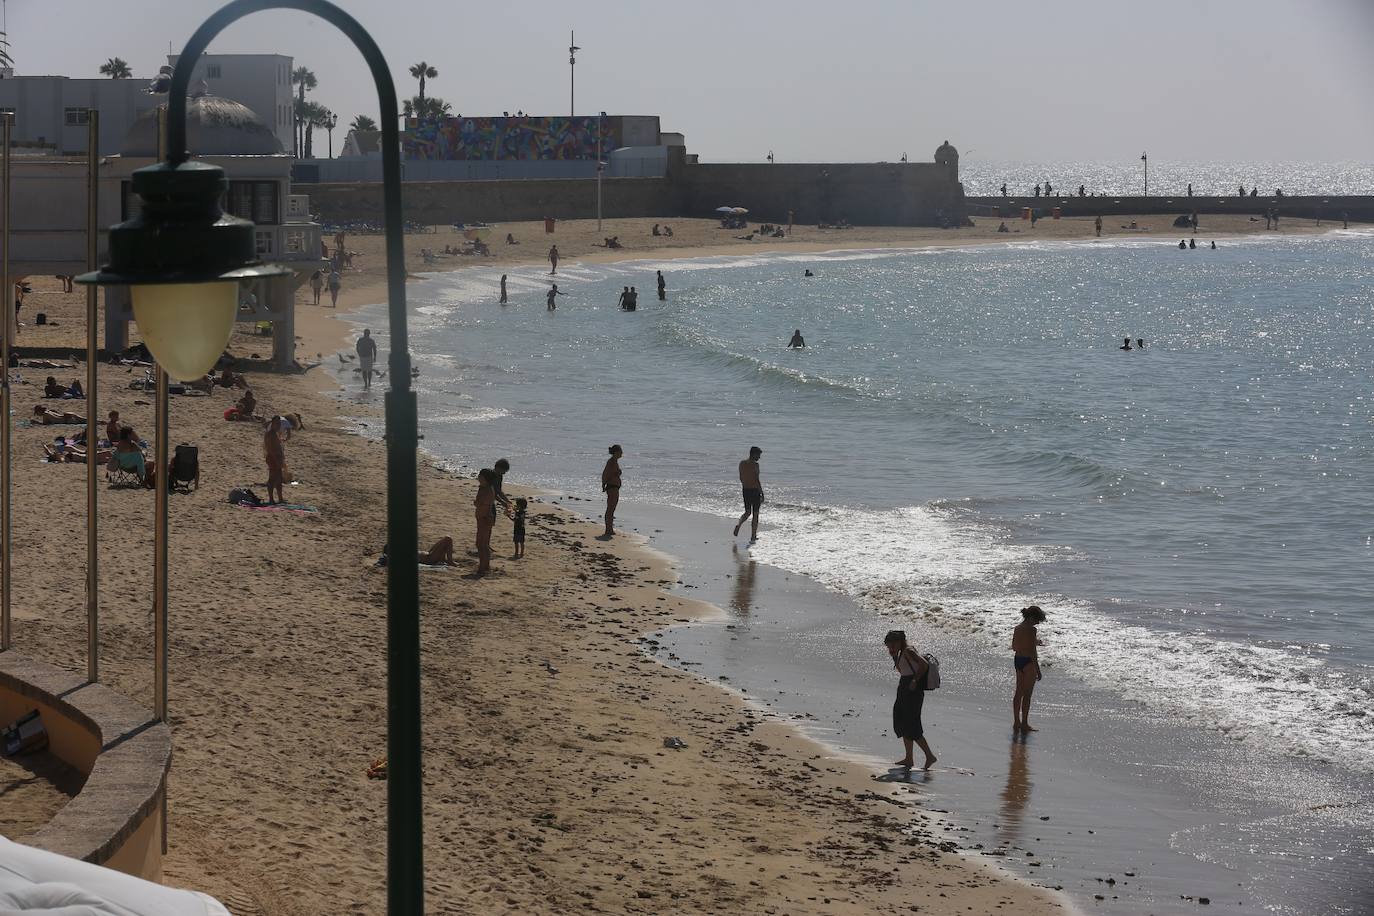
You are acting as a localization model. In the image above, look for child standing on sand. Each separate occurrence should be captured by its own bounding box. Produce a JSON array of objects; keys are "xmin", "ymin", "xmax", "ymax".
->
[
  {"xmin": 1012, "ymin": 605, "xmax": 1047, "ymax": 732},
  {"xmin": 512, "ymin": 497, "xmax": 528, "ymax": 558}
]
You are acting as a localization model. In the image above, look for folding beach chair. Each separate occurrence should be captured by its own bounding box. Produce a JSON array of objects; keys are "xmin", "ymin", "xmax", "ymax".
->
[
  {"xmin": 106, "ymin": 450, "xmax": 146, "ymax": 488},
  {"xmin": 169, "ymin": 444, "xmax": 199, "ymax": 492}
]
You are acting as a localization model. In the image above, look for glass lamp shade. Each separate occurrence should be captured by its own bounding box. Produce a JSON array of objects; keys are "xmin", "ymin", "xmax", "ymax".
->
[{"xmin": 131, "ymin": 281, "xmax": 239, "ymax": 381}]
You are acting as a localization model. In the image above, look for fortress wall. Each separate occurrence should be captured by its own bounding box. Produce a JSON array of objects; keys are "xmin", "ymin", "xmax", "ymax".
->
[
  {"xmin": 303, "ymin": 162, "xmax": 969, "ymax": 228},
  {"xmin": 677, "ymin": 162, "xmax": 964, "ymax": 225}
]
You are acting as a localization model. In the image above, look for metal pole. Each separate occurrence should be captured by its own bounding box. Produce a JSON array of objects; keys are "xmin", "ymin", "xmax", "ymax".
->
[
  {"xmin": 86, "ymin": 109, "xmax": 99, "ymax": 683},
  {"xmin": 596, "ymin": 118, "xmax": 602, "ymax": 232},
  {"xmin": 0, "ymin": 113, "xmax": 10, "ymax": 653},
  {"xmin": 153, "ymin": 367, "xmax": 168, "ymax": 721},
  {"xmin": 569, "ymin": 31, "xmax": 576, "ymax": 120},
  {"xmin": 169, "ymin": 5, "xmax": 423, "ymax": 910}
]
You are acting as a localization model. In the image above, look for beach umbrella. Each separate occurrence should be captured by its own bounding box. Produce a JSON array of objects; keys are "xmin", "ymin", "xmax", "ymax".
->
[
  {"xmin": 732, "ymin": 207, "xmax": 750, "ymax": 214},
  {"xmin": 715, "ymin": 206, "xmax": 735, "ymax": 213}
]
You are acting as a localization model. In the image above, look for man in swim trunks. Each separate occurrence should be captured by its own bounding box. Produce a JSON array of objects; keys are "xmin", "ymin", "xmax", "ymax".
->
[
  {"xmin": 1011, "ymin": 605, "xmax": 1046, "ymax": 731},
  {"xmin": 733, "ymin": 446, "xmax": 764, "ymax": 541},
  {"xmin": 356, "ymin": 329, "xmax": 378, "ymax": 391}
]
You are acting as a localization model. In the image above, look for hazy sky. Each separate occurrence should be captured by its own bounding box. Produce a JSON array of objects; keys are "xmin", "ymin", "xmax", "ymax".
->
[{"xmin": 10, "ymin": 0, "xmax": 1374, "ymax": 163}]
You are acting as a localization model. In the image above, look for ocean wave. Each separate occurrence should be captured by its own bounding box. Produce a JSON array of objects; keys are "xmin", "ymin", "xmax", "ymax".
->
[
  {"xmin": 653, "ymin": 319, "xmax": 883, "ymax": 399},
  {"xmin": 743, "ymin": 501, "xmax": 1374, "ymax": 778}
]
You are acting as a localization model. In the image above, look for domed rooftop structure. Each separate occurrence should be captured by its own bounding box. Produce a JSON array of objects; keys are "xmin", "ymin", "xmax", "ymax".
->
[
  {"xmin": 934, "ymin": 140, "xmax": 958, "ymax": 167},
  {"xmin": 121, "ymin": 96, "xmax": 283, "ymax": 158}
]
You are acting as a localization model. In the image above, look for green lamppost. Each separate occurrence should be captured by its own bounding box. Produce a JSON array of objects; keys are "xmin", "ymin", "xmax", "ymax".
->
[{"xmin": 77, "ymin": 2, "xmax": 424, "ymax": 912}]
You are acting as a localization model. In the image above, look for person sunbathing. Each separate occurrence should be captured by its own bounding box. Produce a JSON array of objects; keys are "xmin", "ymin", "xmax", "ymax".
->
[
  {"xmin": 43, "ymin": 376, "xmax": 65, "ymax": 398},
  {"xmin": 234, "ymin": 390, "xmax": 258, "ymax": 419},
  {"xmin": 45, "ymin": 437, "xmax": 110, "ymax": 465},
  {"xmin": 32, "ymin": 405, "xmax": 85, "ymax": 424}
]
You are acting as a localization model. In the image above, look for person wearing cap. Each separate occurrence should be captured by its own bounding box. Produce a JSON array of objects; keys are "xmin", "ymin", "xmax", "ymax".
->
[
  {"xmin": 884, "ymin": 629, "xmax": 937, "ymax": 770},
  {"xmin": 733, "ymin": 446, "xmax": 765, "ymax": 541}
]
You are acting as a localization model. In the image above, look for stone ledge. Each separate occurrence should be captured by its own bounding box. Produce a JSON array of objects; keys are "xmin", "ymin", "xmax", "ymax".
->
[{"xmin": 0, "ymin": 650, "xmax": 171, "ymax": 869}]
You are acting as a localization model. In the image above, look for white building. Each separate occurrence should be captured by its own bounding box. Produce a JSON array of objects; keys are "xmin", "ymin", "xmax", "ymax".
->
[
  {"xmin": 6, "ymin": 94, "xmax": 324, "ymax": 368},
  {"xmin": 0, "ymin": 54, "xmax": 293, "ymax": 156},
  {"xmin": 165, "ymin": 54, "xmax": 295, "ymax": 154}
]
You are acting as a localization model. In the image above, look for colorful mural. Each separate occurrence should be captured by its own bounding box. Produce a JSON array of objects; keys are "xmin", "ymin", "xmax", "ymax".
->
[{"xmin": 402, "ymin": 116, "xmax": 617, "ymax": 161}]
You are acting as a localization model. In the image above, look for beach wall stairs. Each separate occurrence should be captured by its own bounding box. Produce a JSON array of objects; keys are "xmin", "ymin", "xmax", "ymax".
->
[{"xmin": 0, "ymin": 650, "xmax": 172, "ymax": 881}]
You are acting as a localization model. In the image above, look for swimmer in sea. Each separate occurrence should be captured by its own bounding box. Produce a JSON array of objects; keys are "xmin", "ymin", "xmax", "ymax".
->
[
  {"xmin": 1136, "ymin": 338, "xmax": 1145, "ymax": 349},
  {"xmin": 1120, "ymin": 337, "xmax": 1133, "ymax": 351},
  {"xmin": 1178, "ymin": 240, "xmax": 1187, "ymax": 249},
  {"xmin": 787, "ymin": 329, "xmax": 806, "ymax": 349},
  {"xmin": 804, "ymin": 269, "xmax": 814, "ymax": 277},
  {"xmin": 1012, "ymin": 605, "xmax": 1046, "ymax": 731}
]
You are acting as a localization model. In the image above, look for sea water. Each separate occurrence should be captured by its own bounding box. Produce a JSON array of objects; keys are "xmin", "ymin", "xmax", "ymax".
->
[{"xmin": 349, "ymin": 229, "xmax": 1373, "ymax": 909}]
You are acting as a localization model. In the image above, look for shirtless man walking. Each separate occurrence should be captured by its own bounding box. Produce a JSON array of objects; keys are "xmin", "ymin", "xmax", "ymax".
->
[
  {"xmin": 1011, "ymin": 605, "xmax": 1047, "ymax": 731},
  {"xmin": 733, "ymin": 446, "xmax": 764, "ymax": 541}
]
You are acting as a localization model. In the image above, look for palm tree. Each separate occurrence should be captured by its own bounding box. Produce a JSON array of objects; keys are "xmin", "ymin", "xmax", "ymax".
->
[
  {"xmin": 349, "ymin": 114, "xmax": 377, "ymax": 133},
  {"xmin": 99, "ymin": 57, "xmax": 132, "ymax": 79},
  {"xmin": 291, "ymin": 65, "xmax": 317, "ymax": 158},
  {"xmin": 323, "ymin": 110, "xmax": 339, "ymax": 159},
  {"xmin": 401, "ymin": 95, "xmax": 451, "ymax": 120},
  {"xmin": 301, "ymin": 101, "xmax": 330, "ymax": 159},
  {"xmin": 408, "ymin": 61, "xmax": 437, "ymax": 104},
  {"xmin": 0, "ymin": 33, "xmax": 12, "ymax": 70}
]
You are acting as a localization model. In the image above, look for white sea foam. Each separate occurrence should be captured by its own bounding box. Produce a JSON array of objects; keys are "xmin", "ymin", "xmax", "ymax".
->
[{"xmin": 738, "ymin": 501, "xmax": 1374, "ymax": 777}]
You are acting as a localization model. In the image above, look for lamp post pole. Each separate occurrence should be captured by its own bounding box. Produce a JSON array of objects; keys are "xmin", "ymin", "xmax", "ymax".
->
[
  {"xmin": 568, "ymin": 31, "xmax": 579, "ymax": 120},
  {"xmin": 596, "ymin": 112, "xmax": 602, "ymax": 232},
  {"xmin": 85, "ymin": 109, "xmax": 99, "ymax": 683},
  {"xmin": 165, "ymin": 4, "xmax": 423, "ymax": 910},
  {"xmin": 0, "ymin": 112, "xmax": 10, "ymax": 653},
  {"xmin": 1141, "ymin": 151, "xmax": 1148, "ymax": 197}
]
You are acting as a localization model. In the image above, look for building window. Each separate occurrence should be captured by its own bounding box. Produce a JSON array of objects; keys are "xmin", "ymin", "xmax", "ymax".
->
[
  {"xmin": 207, "ymin": 64, "xmax": 222, "ymax": 79},
  {"xmin": 64, "ymin": 108, "xmax": 90, "ymax": 126},
  {"xmin": 255, "ymin": 231, "xmax": 274, "ymax": 256},
  {"xmin": 225, "ymin": 180, "xmax": 279, "ymax": 225},
  {"xmin": 284, "ymin": 230, "xmax": 306, "ymax": 254}
]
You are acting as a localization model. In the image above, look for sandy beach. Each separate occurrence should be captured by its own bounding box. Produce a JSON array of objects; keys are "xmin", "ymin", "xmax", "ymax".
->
[{"xmin": 0, "ymin": 211, "xmax": 1338, "ymax": 913}]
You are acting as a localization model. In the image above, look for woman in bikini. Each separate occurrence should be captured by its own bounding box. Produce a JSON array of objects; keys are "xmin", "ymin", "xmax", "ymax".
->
[
  {"xmin": 883, "ymin": 629, "xmax": 937, "ymax": 770},
  {"xmin": 601, "ymin": 444, "xmax": 623, "ymax": 538},
  {"xmin": 474, "ymin": 468, "xmax": 496, "ymax": 576},
  {"xmin": 1012, "ymin": 605, "xmax": 1046, "ymax": 731}
]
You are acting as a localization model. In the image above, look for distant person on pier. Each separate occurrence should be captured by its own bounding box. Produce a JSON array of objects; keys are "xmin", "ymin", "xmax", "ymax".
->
[
  {"xmin": 1238, "ymin": 184, "xmax": 1245, "ymax": 197},
  {"xmin": 1250, "ymin": 188, "xmax": 1258, "ymax": 197},
  {"xmin": 1079, "ymin": 184, "xmax": 1086, "ymax": 197},
  {"xmin": 1187, "ymin": 183, "xmax": 1193, "ymax": 197},
  {"xmin": 787, "ymin": 329, "xmax": 806, "ymax": 348},
  {"xmin": 1000, "ymin": 183, "xmax": 1008, "ymax": 197},
  {"xmin": 1033, "ymin": 184, "xmax": 1041, "ymax": 198},
  {"xmin": 1044, "ymin": 181, "xmax": 1053, "ymax": 195}
]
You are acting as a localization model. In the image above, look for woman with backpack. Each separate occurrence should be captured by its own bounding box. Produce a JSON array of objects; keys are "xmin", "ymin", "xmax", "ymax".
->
[{"xmin": 884, "ymin": 629, "xmax": 937, "ymax": 771}]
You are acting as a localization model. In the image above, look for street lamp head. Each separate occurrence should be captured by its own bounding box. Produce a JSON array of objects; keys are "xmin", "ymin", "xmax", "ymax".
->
[{"xmin": 76, "ymin": 158, "xmax": 287, "ymax": 379}]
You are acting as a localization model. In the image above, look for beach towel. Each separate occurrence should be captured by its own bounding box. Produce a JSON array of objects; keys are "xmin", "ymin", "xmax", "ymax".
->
[{"xmin": 232, "ymin": 502, "xmax": 318, "ymax": 515}]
